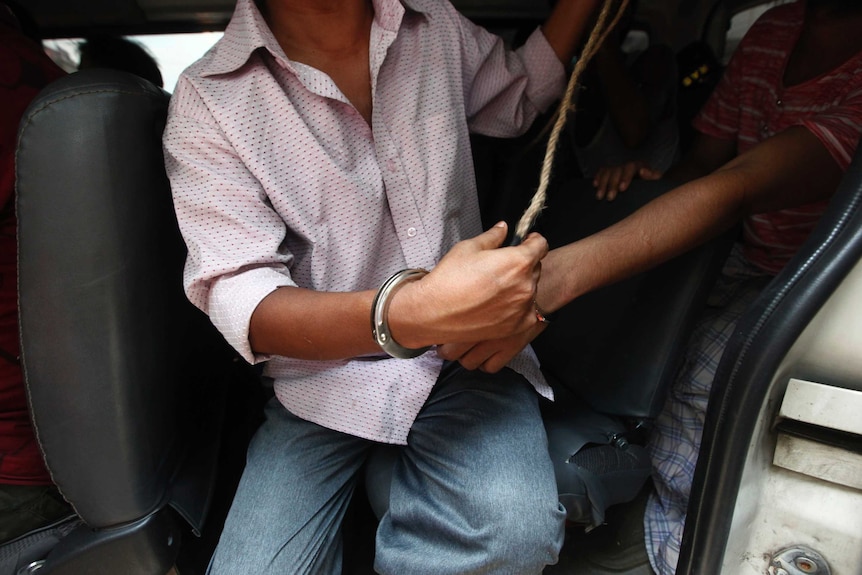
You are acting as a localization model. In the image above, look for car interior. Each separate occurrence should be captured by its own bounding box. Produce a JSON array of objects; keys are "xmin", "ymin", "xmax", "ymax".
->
[{"xmin": 4, "ymin": 1, "xmax": 862, "ymax": 574}]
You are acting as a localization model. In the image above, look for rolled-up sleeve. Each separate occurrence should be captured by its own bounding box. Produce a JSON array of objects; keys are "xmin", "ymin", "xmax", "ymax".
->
[
  {"xmin": 163, "ymin": 79, "xmax": 295, "ymax": 363},
  {"xmin": 456, "ymin": 11, "xmax": 566, "ymax": 137},
  {"xmin": 801, "ymin": 88, "xmax": 862, "ymax": 172}
]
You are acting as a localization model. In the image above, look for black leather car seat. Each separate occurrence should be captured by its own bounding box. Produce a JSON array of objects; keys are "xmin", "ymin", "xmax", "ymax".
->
[{"xmin": 7, "ymin": 69, "xmax": 246, "ymax": 575}]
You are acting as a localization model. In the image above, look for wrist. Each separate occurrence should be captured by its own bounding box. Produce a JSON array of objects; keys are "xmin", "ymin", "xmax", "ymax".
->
[
  {"xmin": 372, "ymin": 269, "xmax": 430, "ymax": 358},
  {"xmin": 533, "ymin": 299, "xmax": 556, "ymax": 324},
  {"xmin": 542, "ymin": 244, "xmax": 596, "ymax": 310}
]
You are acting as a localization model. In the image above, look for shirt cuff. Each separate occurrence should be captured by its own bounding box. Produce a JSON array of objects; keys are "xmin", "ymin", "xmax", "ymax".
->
[
  {"xmin": 208, "ymin": 266, "xmax": 296, "ymax": 364},
  {"xmin": 519, "ymin": 26, "xmax": 567, "ymax": 112}
]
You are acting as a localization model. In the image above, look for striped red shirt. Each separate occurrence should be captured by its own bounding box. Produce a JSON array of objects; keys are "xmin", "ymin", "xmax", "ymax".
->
[{"xmin": 694, "ymin": 0, "xmax": 862, "ymax": 274}]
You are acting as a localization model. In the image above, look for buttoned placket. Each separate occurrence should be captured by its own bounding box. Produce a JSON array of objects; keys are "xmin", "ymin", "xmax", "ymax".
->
[
  {"xmin": 366, "ymin": 6, "xmax": 439, "ymax": 441},
  {"xmin": 369, "ymin": 12, "xmax": 433, "ymax": 270}
]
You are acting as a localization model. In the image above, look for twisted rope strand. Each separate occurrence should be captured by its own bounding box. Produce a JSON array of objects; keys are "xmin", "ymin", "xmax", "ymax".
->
[{"xmin": 513, "ymin": 0, "xmax": 630, "ymax": 241}]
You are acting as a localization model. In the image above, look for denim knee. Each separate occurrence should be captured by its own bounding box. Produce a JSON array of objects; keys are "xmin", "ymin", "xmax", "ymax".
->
[
  {"xmin": 476, "ymin": 480, "xmax": 567, "ymax": 571},
  {"xmin": 375, "ymin": 479, "xmax": 565, "ymax": 575},
  {"xmin": 376, "ymin": 371, "xmax": 566, "ymax": 574}
]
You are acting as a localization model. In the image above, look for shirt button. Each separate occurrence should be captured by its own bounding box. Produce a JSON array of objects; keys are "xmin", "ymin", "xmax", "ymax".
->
[
  {"xmin": 776, "ymin": 99, "xmax": 782, "ymax": 106},
  {"xmin": 407, "ymin": 227, "xmax": 417, "ymax": 237},
  {"xmin": 387, "ymin": 159, "xmax": 398, "ymax": 172}
]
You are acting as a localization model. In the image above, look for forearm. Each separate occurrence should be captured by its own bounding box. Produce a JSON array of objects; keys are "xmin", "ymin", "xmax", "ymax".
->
[
  {"xmin": 249, "ymin": 286, "xmax": 381, "ymax": 360},
  {"xmin": 540, "ymin": 172, "xmax": 746, "ymax": 311},
  {"xmin": 542, "ymin": 0, "xmax": 603, "ymax": 64},
  {"xmin": 663, "ymin": 155, "xmax": 716, "ymax": 185},
  {"xmin": 664, "ymin": 132, "xmax": 737, "ymax": 184},
  {"xmin": 541, "ymin": 126, "xmax": 843, "ymax": 312},
  {"xmin": 248, "ymin": 282, "xmax": 460, "ymax": 361},
  {"xmin": 249, "ymin": 225, "xmax": 550, "ymax": 361},
  {"xmin": 248, "ymin": 280, "xmax": 496, "ymax": 362}
]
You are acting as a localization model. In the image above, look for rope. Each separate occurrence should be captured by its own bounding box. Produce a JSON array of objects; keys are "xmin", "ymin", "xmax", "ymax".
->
[{"xmin": 512, "ymin": 0, "xmax": 630, "ymax": 242}]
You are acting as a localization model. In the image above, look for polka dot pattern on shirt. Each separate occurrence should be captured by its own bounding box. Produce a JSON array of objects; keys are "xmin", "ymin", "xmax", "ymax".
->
[{"xmin": 163, "ymin": 0, "xmax": 562, "ymax": 443}]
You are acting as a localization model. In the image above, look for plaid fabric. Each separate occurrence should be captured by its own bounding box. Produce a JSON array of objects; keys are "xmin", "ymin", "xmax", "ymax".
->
[{"xmin": 643, "ymin": 245, "xmax": 770, "ymax": 575}]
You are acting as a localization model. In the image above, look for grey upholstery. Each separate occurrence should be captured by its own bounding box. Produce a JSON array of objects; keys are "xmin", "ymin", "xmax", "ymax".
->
[{"xmin": 9, "ymin": 69, "xmax": 238, "ymax": 574}]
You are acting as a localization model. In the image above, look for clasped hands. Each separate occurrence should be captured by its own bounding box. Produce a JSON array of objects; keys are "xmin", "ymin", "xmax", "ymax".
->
[
  {"xmin": 389, "ymin": 160, "xmax": 666, "ymax": 372},
  {"xmin": 385, "ymin": 221, "xmax": 552, "ymax": 374}
]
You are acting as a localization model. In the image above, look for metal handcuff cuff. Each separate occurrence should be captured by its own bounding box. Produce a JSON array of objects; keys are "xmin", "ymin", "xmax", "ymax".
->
[
  {"xmin": 371, "ymin": 268, "xmax": 552, "ymax": 359},
  {"xmin": 371, "ymin": 268, "xmax": 431, "ymax": 359}
]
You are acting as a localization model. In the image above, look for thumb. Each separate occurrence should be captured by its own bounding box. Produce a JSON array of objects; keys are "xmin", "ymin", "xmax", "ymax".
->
[
  {"xmin": 470, "ymin": 221, "xmax": 508, "ymax": 251},
  {"xmin": 640, "ymin": 167, "xmax": 664, "ymax": 181}
]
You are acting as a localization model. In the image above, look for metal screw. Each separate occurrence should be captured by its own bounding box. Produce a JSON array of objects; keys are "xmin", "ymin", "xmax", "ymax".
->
[{"xmin": 769, "ymin": 546, "xmax": 830, "ymax": 575}]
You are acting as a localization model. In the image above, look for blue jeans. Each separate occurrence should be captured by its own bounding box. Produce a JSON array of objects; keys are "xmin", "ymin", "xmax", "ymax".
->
[{"xmin": 207, "ymin": 366, "xmax": 566, "ymax": 574}]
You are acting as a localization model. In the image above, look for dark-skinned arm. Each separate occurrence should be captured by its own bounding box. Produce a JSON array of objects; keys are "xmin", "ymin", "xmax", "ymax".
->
[
  {"xmin": 441, "ymin": 126, "xmax": 843, "ymax": 370},
  {"xmin": 542, "ymin": 0, "xmax": 603, "ymax": 65},
  {"xmin": 593, "ymin": 130, "xmax": 737, "ymax": 199},
  {"xmin": 541, "ymin": 126, "xmax": 842, "ymax": 309}
]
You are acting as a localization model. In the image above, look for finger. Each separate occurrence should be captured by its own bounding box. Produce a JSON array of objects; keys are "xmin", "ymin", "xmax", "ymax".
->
[
  {"xmin": 607, "ymin": 168, "xmax": 624, "ymax": 200},
  {"xmin": 461, "ymin": 339, "xmax": 522, "ymax": 373},
  {"xmin": 480, "ymin": 352, "xmax": 509, "ymax": 374},
  {"xmin": 608, "ymin": 165, "xmax": 632, "ymax": 201},
  {"xmin": 594, "ymin": 170, "xmax": 609, "ymax": 199},
  {"xmin": 518, "ymin": 232, "xmax": 549, "ymax": 262},
  {"xmin": 478, "ymin": 332, "xmax": 542, "ymax": 373},
  {"xmin": 620, "ymin": 162, "xmax": 641, "ymax": 191},
  {"xmin": 641, "ymin": 167, "xmax": 663, "ymax": 181},
  {"xmin": 458, "ymin": 345, "xmax": 493, "ymax": 372},
  {"xmin": 532, "ymin": 259, "xmax": 543, "ymax": 284},
  {"xmin": 437, "ymin": 342, "xmax": 473, "ymax": 361},
  {"xmin": 469, "ymin": 221, "xmax": 508, "ymax": 251}
]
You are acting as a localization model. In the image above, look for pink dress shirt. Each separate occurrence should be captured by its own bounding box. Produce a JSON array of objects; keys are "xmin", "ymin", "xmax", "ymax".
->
[{"xmin": 164, "ymin": 0, "xmax": 565, "ymax": 444}]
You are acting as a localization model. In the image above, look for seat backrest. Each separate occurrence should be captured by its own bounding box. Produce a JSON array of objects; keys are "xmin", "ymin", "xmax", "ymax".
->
[
  {"xmin": 17, "ymin": 69, "xmax": 184, "ymax": 528},
  {"xmin": 15, "ymin": 70, "xmax": 233, "ymax": 558},
  {"xmin": 17, "ymin": 69, "xmax": 180, "ymax": 527},
  {"xmin": 531, "ymin": 178, "xmax": 736, "ymax": 422}
]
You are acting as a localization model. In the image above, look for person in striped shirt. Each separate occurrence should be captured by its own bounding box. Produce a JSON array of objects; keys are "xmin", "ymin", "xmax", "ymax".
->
[{"xmin": 555, "ymin": 0, "xmax": 862, "ymax": 572}]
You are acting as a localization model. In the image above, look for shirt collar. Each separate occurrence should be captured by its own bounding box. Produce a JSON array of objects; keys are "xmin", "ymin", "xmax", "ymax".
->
[
  {"xmin": 373, "ymin": 0, "xmax": 424, "ymax": 32},
  {"xmin": 202, "ymin": 0, "xmax": 426, "ymax": 77}
]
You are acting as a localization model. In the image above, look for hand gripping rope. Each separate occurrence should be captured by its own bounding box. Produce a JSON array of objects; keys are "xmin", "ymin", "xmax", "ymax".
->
[
  {"xmin": 511, "ymin": 0, "xmax": 630, "ymax": 244},
  {"xmin": 371, "ymin": 0, "xmax": 630, "ymax": 359}
]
